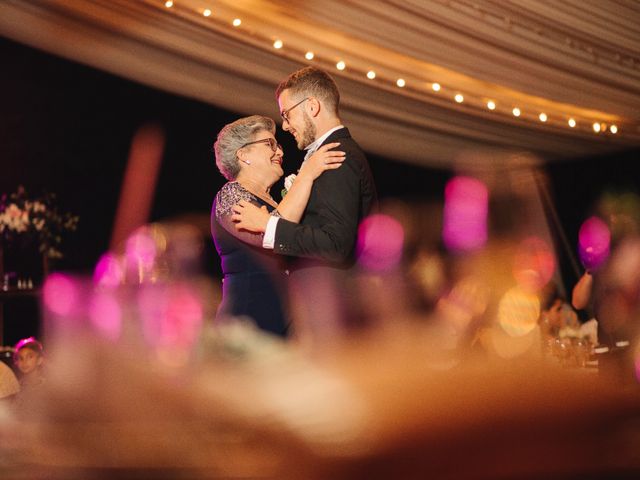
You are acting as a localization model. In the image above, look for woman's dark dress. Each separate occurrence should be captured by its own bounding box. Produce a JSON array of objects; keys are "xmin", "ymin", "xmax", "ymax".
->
[{"xmin": 211, "ymin": 182, "xmax": 288, "ymax": 336}]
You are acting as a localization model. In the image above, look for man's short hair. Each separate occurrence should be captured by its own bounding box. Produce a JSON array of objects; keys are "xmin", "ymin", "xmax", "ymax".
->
[{"xmin": 276, "ymin": 67, "xmax": 340, "ymax": 116}]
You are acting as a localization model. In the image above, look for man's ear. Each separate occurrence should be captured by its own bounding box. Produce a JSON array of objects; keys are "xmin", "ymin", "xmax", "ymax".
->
[{"xmin": 308, "ymin": 97, "xmax": 321, "ymax": 117}]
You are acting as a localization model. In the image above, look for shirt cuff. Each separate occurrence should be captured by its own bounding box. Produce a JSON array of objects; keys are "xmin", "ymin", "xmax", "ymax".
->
[{"xmin": 263, "ymin": 216, "xmax": 279, "ymax": 249}]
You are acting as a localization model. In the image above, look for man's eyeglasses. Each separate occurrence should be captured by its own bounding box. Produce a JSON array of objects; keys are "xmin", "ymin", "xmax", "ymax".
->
[
  {"xmin": 239, "ymin": 137, "xmax": 282, "ymax": 153},
  {"xmin": 280, "ymin": 97, "xmax": 309, "ymax": 123}
]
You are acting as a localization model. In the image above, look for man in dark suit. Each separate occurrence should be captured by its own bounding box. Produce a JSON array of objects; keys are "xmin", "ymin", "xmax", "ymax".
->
[{"xmin": 233, "ymin": 67, "xmax": 377, "ymax": 342}]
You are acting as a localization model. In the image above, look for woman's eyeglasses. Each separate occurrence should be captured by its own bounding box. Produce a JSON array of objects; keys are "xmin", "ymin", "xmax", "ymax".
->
[{"xmin": 239, "ymin": 137, "xmax": 282, "ymax": 153}]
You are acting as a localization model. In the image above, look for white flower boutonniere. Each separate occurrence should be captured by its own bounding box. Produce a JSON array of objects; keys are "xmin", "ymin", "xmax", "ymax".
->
[{"xmin": 281, "ymin": 173, "xmax": 297, "ymax": 198}]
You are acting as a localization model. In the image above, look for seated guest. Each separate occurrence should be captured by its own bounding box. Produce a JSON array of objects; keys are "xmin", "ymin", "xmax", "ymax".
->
[{"xmin": 13, "ymin": 337, "xmax": 45, "ymax": 390}]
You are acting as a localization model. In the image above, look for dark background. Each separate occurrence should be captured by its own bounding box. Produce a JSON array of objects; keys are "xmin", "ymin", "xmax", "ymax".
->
[{"xmin": 1, "ymin": 36, "xmax": 637, "ymax": 345}]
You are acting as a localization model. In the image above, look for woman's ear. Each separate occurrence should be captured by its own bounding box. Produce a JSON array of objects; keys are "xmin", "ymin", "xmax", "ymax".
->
[{"xmin": 237, "ymin": 149, "xmax": 251, "ymax": 165}]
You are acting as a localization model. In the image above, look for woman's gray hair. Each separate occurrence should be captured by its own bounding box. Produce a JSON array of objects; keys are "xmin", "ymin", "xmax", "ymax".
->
[{"xmin": 213, "ymin": 115, "xmax": 276, "ymax": 181}]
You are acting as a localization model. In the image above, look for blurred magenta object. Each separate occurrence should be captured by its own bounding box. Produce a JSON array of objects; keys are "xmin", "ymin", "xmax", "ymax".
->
[
  {"xmin": 443, "ymin": 176, "xmax": 488, "ymax": 252},
  {"xmin": 125, "ymin": 228, "xmax": 157, "ymax": 270},
  {"xmin": 89, "ymin": 291, "xmax": 122, "ymax": 341},
  {"xmin": 357, "ymin": 213, "xmax": 404, "ymax": 271},
  {"xmin": 43, "ymin": 273, "xmax": 79, "ymax": 317},
  {"xmin": 578, "ymin": 216, "xmax": 610, "ymax": 270},
  {"xmin": 513, "ymin": 236, "xmax": 556, "ymax": 292},
  {"xmin": 93, "ymin": 252, "xmax": 124, "ymax": 287},
  {"xmin": 138, "ymin": 283, "xmax": 203, "ymax": 349}
]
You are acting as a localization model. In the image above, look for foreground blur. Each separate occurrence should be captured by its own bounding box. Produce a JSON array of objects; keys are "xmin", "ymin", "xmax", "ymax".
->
[{"xmin": 2, "ymin": 154, "xmax": 640, "ymax": 479}]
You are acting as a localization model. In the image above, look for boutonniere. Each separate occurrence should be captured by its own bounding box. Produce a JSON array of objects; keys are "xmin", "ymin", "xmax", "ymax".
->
[{"xmin": 281, "ymin": 173, "xmax": 297, "ymax": 198}]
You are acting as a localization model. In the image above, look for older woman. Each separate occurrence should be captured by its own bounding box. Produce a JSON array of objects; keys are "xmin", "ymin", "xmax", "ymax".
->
[{"xmin": 212, "ymin": 115, "xmax": 344, "ymax": 336}]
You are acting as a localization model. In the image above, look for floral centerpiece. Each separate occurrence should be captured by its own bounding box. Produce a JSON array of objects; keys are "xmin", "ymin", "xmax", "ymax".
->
[{"xmin": 0, "ymin": 185, "xmax": 79, "ymax": 261}]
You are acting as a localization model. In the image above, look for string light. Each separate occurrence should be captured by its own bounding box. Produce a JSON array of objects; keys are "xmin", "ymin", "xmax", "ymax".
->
[{"xmin": 158, "ymin": 4, "xmax": 628, "ymax": 136}]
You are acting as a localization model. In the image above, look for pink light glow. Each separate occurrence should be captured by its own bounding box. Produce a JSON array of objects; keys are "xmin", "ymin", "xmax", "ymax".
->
[
  {"xmin": 93, "ymin": 253, "xmax": 124, "ymax": 287},
  {"xmin": 43, "ymin": 273, "xmax": 80, "ymax": 317},
  {"xmin": 89, "ymin": 292, "xmax": 122, "ymax": 341},
  {"xmin": 513, "ymin": 236, "xmax": 556, "ymax": 292},
  {"xmin": 139, "ymin": 284, "xmax": 203, "ymax": 349},
  {"xmin": 578, "ymin": 216, "xmax": 610, "ymax": 270},
  {"xmin": 357, "ymin": 214, "xmax": 404, "ymax": 271},
  {"xmin": 125, "ymin": 228, "xmax": 157, "ymax": 270},
  {"xmin": 442, "ymin": 176, "xmax": 488, "ymax": 252}
]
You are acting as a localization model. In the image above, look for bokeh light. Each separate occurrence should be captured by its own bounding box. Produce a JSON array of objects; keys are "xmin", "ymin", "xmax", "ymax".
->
[
  {"xmin": 43, "ymin": 273, "xmax": 80, "ymax": 317},
  {"xmin": 89, "ymin": 292, "xmax": 122, "ymax": 341},
  {"xmin": 357, "ymin": 214, "xmax": 405, "ymax": 271},
  {"xmin": 442, "ymin": 176, "xmax": 488, "ymax": 252},
  {"xmin": 139, "ymin": 284, "xmax": 203, "ymax": 351},
  {"xmin": 93, "ymin": 252, "xmax": 124, "ymax": 287},
  {"xmin": 578, "ymin": 216, "xmax": 610, "ymax": 270},
  {"xmin": 497, "ymin": 286, "xmax": 540, "ymax": 337},
  {"xmin": 512, "ymin": 236, "xmax": 556, "ymax": 292},
  {"xmin": 125, "ymin": 227, "xmax": 158, "ymax": 282}
]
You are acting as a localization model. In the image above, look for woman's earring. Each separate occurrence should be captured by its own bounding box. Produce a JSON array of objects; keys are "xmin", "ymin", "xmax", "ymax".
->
[{"xmin": 242, "ymin": 159, "xmax": 251, "ymax": 165}]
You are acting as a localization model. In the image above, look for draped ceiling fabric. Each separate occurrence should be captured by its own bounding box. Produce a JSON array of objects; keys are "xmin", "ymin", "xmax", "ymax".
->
[{"xmin": 1, "ymin": 0, "xmax": 639, "ymax": 167}]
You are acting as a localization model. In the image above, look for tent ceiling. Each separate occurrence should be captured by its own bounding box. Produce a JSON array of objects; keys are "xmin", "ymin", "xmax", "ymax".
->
[{"xmin": 1, "ymin": 0, "xmax": 639, "ymax": 166}]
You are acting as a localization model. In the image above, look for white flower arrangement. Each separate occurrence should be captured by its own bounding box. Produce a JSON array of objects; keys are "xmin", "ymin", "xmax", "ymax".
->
[
  {"xmin": 281, "ymin": 173, "xmax": 297, "ymax": 198},
  {"xmin": 0, "ymin": 186, "xmax": 79, "ymax": 259}
]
